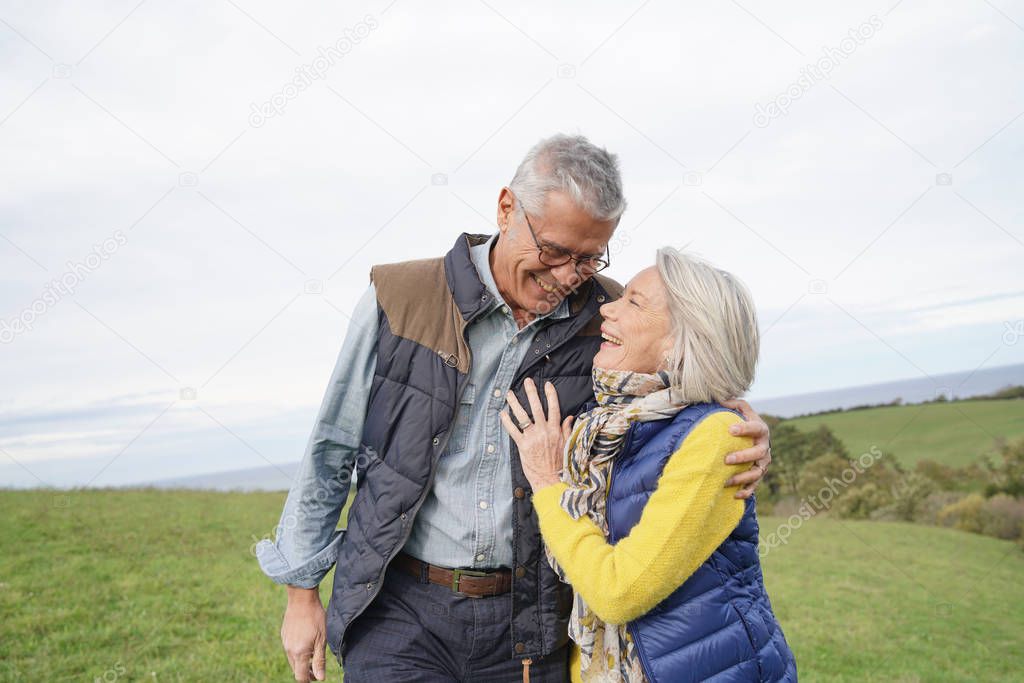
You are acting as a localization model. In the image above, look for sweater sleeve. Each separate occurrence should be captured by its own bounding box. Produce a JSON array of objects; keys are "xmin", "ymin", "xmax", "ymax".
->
[{"xmin": 531, "ymin": 411, "xmax": 752, "ymax": 625}]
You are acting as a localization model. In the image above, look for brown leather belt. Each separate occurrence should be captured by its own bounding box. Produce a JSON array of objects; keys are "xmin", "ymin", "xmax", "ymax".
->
[{"xmin": 393, "ymin": 552, "xmax": 512, "ymax": 598}]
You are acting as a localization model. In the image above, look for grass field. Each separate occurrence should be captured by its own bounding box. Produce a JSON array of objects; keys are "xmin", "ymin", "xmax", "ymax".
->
[
  {"xmin": 783, "ymin": 398, "xmax": 1024, "ymax": 467},
  {"xmin": 3, "ymin": 488, "xmax": 1023, "ymax": 682}
]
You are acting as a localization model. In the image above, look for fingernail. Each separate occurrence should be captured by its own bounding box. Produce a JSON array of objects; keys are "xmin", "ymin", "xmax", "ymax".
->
[
  {"xmin": 725, "ymin": 455, "xmax": 736, "ymax": 465},
  {"xmin": 729, "ymin": 425, "xmax": 740, "ymax": 435},
  {"xmin": 725, "ymin": 478, "xmax": 735, "ymax": 486}
]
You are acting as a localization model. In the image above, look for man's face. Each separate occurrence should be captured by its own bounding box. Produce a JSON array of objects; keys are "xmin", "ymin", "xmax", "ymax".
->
[{"xmin": 491, "ymin": 188, "xmax": 617, "ymax": 320}]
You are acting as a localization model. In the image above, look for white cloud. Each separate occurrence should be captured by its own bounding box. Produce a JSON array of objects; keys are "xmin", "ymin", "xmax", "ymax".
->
[{"xmin": 1, "ymin": 0, "xmax": 1021, "ymax": 485}]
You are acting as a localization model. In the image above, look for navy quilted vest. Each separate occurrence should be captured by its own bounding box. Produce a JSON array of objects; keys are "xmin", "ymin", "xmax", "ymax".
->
[{"xmin": 607, "ymin": 403, "xmax": 798, "ymax": 682}]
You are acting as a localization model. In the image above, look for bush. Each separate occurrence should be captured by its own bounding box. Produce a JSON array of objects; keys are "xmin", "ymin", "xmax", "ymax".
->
[
  {"xmin": 979, "ymin": 494, "xmax": 1024, "ymax": 541},
  {"xmin": 766, "ymin": 424, "xmax": 849, "ymax": 500},
  {"xmin": 984, "ymin": 385, "xmax": 1024, "ymax": 400},
  {"xmin": 764, "ymin": 496, "xmax": 801, "ymax": 519},
  {"xmin": 914, "ymin": 491, "xmax": 967, "ymax": 525},
  {"xmin": 984, "ymin": 438, "xmax": 1024, "ymax": 498},
  {"xmin": 834, "ymin": 483, "xmax": 890, "ymax": 519},
  {"xmin": 795, "ymin": 454, "xmax": 853, "ymax": 509},
  {"xmin": 937, "ymin": 493, "xmax": 986, "ymax": 533},
  {"xmin": 914, "ymin": 460, "xmax": 960, "ymax": 491},
  {"xmin": 881, "ymin": 472, "xmax": 936, "ymax": 521}
]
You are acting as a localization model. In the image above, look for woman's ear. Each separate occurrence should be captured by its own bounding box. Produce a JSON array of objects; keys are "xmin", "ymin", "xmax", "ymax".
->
[{"xmin": 658, "ymin": 334, "xmax": 675, "ymax": 369}]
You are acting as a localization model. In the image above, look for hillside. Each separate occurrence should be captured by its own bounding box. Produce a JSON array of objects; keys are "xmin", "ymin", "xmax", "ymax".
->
[
  {"xmin": 2, "ymin": 489, "xmax": 1022, "ymax": 681},
  {"xmin": 783, "ymin": 398, "xmax": 1024, "ymax": 467}
]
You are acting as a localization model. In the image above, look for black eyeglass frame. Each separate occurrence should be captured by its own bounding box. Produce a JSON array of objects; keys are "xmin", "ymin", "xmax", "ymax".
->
[{"xmin": 508, "ymin": 191, "xmax": 611, "ymax": 277}]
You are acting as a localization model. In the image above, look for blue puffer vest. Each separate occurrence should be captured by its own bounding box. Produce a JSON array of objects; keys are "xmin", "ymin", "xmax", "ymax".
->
[
  {"xmin": 607, "ymin": 403, "xmax": 797, "ymax": 682},
  {"xmin": 325, "ymin": 233, "xmax": 623, "ymax": 664}
]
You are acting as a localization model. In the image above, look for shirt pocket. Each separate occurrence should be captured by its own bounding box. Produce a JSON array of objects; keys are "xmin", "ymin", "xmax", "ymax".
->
[{"xmin": 445, "ymin": 383, "xmax": 476, "ymax": 455}]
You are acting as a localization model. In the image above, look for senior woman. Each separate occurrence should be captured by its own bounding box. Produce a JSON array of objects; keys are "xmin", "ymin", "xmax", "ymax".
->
[{"xmin": 500, "ymin": 248, "xmax": 796, "ymax": 683}]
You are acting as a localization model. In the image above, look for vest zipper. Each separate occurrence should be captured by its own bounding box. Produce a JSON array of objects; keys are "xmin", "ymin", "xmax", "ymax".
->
[
  {"xmin": 628, "ymin": 622, "xmax": 657, "ymax": 681},
  {"xmin": 605, "ymin": 424, "xmax": 656, "ymax": 681},
  {"xmin": 505, "ymin": 291, "xmax": 601, "ymax": 660}
]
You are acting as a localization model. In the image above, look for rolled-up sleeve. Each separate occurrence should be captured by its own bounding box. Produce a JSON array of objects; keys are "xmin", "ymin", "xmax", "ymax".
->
[{"xmin": 256, "ymin": 283, "xmax": 378, "ymax": 588}]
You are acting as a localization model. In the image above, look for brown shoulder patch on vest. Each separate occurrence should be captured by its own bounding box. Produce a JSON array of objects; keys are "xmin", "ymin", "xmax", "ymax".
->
[
  {"xmin": 578, "ymin": 273, "xmax": 624, "ymax": 336},
  {"xmin": 371, "ymin": 258, "xmax": 471, "ymax": 374}
]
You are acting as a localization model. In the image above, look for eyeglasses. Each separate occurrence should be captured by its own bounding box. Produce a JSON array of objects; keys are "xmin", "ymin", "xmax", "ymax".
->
[{"xmin": 511, "ymin": 192, "xmax": 611, "ymax": 276}]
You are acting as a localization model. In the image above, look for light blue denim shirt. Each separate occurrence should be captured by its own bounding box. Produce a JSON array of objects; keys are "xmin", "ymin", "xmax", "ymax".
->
[{"xmin": 256, "ymin": 234, "xmax": 569, "ymax": 587}]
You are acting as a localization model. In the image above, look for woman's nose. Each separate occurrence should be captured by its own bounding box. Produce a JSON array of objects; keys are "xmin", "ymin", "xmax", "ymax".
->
[{"xmin": 599, "ymin": 301, "xmax": 615, "ymax": 319}]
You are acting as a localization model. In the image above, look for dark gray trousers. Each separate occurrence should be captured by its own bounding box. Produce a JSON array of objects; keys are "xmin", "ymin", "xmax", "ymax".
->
[{"xmin": 341, "ymin": 562, "xmax": 570, "ymax": 682}]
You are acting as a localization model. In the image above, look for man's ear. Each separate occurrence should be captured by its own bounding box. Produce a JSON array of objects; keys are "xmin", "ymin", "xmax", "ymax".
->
[{"xmin": 496, "ymin": 187, "xmax": 515, "ymax": 234}]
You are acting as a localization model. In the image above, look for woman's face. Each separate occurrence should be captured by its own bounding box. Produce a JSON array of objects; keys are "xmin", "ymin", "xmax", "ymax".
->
[{"xmin": 593, "ymin": 266, "xmax": 674, "ymax": 374}]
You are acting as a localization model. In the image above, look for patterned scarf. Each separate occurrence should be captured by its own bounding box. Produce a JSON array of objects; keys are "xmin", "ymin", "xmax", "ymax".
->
[{"xmin": 546, "ymin": 367, "xmax": 688, "ymax": 682}]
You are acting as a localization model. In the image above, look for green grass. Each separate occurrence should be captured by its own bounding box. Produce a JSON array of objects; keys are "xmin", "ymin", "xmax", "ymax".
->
[
  {"xmin": 3, "ymin": 489, "xmax": 1023, "ymax": 681},
  {"xmin": 784, "ymin": 399, "xmax": 1024, "ymax": 467},
  {"xmin": 0, "ymin": 488, "xmax": 341, "ymax": 682},
  {"xmin": 759, "ymin": 513, "xmax": 1024, "ymax": 682}
]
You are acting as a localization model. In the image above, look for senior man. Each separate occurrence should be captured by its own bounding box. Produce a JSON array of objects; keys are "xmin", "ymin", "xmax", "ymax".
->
[{"xmin": 257, "ymin": 134, "xmax": 772, "ymax": 682}]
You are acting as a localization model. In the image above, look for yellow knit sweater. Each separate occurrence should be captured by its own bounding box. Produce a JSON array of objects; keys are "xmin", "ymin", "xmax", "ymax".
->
[{"xmin": 531, "ymin": 411, "xmax": 752, "ymax": 682}]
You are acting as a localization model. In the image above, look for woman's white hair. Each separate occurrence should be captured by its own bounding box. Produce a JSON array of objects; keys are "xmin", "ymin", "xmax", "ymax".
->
[
  {"xmin": 656, "ymin": 248, "xmax": 760, "ymax": 404},
  {"xmin": 509, "ymin": 134, "xmax": 626, "ymax": 222}
]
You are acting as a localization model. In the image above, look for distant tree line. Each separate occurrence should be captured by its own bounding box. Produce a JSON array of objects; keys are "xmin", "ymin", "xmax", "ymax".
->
[
  {"xmin": 780, "ymin": 384, "xmax": 1024, "ymax": 421},
  {"xmin": 758, "ymin": 420, "xmax": 1024, "ymax": 550}
]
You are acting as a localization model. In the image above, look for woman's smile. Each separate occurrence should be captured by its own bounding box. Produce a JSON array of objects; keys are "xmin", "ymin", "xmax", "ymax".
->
[
  {"xmin": 592, "ymin": 267, "xmax": 672, "ymax": 374},
  {"xmin": 600, "ymin": 328, "xmax": 624, "ymax": 347}
]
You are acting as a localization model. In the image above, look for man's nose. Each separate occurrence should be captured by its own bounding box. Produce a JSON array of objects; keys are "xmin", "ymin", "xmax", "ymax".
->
[{"xmin": 550, "ymin": 261, "xmax": 580, "ymax": 289}]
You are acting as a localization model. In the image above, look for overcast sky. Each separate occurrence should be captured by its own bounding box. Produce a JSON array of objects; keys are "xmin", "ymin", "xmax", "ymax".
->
[{"xmin": 2, "ymin": 0, "xmax": 1022, "ymax": 487}]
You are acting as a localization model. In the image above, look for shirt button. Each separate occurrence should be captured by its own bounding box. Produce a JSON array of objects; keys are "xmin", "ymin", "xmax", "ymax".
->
[
  {"xmin": 515, "ymin": 642, "xmax": 526, "ymax": 654},
  {"xmin": 493, "ymin": 389, "xmax": 502, "ymax": 398},
  {"xmin": 510, "ymin": 336, "xmax": 519, "ymax": 344},
  {"xmin": 597, "ymin": 295, "xmax": 606, "ymax": 303},
  {"xmin": 476, "ymin": 553, "xmax": 485, "ymax": 562},
  {"xmin": 478, "ymin": 501, "xmax": 489, "ymax": 510},
  {"xmin": 432, "ymin": 437, "xmax": 440, "ymax": 446},
  {"xmin": 486, "ymin": 444, "xmax": 496, "ymax": 454},
  {"xmin": 514, "ymin": 487, "xmax": 526, "ymax": 499},
  {"xmin": 515, "ymin": 566, "xmax": 526, "ymax": 578}
]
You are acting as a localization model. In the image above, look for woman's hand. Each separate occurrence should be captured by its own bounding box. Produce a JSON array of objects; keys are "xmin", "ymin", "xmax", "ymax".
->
[{"xmin": 500, "ymin": 378, "xmax": 574, "ymax": 491}]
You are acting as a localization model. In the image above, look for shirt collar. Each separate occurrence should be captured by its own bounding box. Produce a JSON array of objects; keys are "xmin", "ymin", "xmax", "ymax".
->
[{"xmin": 469, "ymin": 233, "xmax": 570, "ymax": 322}]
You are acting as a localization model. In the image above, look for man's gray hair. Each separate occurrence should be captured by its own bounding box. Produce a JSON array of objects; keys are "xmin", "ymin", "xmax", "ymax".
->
[
  {"xmin": 509, "ymin": 134, "xmax": 627, "ymax": 222},
  {"xmin": 656, "ymin": 248, "xmax": 760, "ymax": 404}
]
